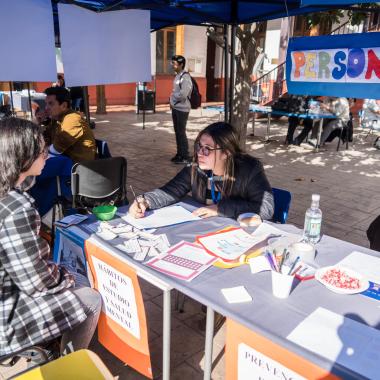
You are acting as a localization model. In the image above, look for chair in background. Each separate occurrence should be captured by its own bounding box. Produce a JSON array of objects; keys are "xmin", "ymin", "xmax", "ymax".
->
[
  {"xmin": 71, "ymin": 157, "xmax": 127, "ymax": 210},
  {"xmin": 95, "ymin": 139, "xmax": 112, "ymax": 159},
  {"xmin": 30, "ymin": 156, "xmax": 73, "ymax": 218},
  {"xmin": 336, "ymin": 115, "xmax": 353, "ymax": 151},
  {"xmin": 13, "ymin": 349, "xmax": 113, "ymax": 380},
  {"xmin": 359, "ymin": 101, "xmax": 380, "ymax": 138},
  {"xmin": 272, "ymin": 187, "xmax": 292, "ymax": 224}
]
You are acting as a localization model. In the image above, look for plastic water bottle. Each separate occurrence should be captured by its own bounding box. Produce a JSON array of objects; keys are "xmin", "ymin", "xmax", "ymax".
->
[{"xmin": 303, "ymin": 194, "xmax": 322, "ymax": 244}]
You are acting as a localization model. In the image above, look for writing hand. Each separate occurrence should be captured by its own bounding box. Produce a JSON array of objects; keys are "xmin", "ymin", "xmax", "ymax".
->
[
  {"xmin": 129, "ymin": 199, "xmax": 147, "ymax": 219},
  {"xmin": 192, "ymin": 204, "xmax": 218, "ymax": 219}
]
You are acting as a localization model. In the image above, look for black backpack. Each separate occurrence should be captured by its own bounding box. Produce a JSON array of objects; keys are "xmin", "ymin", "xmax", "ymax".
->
[{"xmin": 180, "ymin": 72, "xmax": 202, "ymax": 109}]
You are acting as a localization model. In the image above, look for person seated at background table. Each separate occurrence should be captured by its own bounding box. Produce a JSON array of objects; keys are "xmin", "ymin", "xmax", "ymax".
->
[
  {"xmin": 0, "ymin": 92, "xmax": 11, "ymax": 118},
  {"xmin": 284, "ymin": 95, "xmax": 315, "ymax": 145},
  {"xmin": 361, "ymin": 98, "xmax": 380, "ymax": 131},
  {"xmin": 69, "ymin": 86, "xmax": 85, "ymax": 112},
  {"xmin": 129, "ymin": 122, "xmax": 274, "ymax": 221},
  {"xmin": 0, "ymin": 117, "xmax": 101, "ymax": 356},
  {"xmin": 44, "ymin": 86, "xmax": 96, "ymax": 162},
  {"xmin": 308, "ymin": 97, "xmax": 350, "ymax": 148}
]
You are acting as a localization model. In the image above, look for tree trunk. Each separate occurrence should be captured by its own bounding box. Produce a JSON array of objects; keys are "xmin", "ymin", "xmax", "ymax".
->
[
  {"xmin": 231, "ymin": 23, "xmax": 266, "ymax": 149},
  {"xmin": 96, "ymin": 85, "xmax": 107, "ymax": 114}
]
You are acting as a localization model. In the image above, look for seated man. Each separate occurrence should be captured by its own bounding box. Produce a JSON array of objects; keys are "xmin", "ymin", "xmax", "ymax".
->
[
  {"xmin": 44, "ymin": 87, "xmax": 96, "ymax": 162},
  {"xmin": 308, "ymin": 97, "xmax": 350, "ymax": 147},
  {"xmin": 361, "ymin": 98, "xmax": 380, "ymax": 131},
  {"xmin": 282, "ymin": 95, "xmax": 312, "ymax": 145}
]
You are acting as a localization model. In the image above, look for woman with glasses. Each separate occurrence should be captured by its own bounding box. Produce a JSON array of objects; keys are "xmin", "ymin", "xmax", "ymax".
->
[
  {"xmin": 129, "ymin": 122, "xmax": 274, "ymax": 220},
  {"xmin": 0, "ymin": 118, "xmax": 101, "ymax": 357}
]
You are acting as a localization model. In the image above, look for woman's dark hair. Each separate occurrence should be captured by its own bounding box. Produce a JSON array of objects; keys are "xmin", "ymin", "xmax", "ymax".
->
[
  {"xmin": 0, "ymin": 118, "xmax": 43, "ymax": 197},
  {"xmin": 192, "ymin": 122, "xmax": 242, "ymax": 197}
]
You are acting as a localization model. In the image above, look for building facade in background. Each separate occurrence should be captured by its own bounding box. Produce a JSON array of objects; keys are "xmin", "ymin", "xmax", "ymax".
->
[{"xmin": 1, "ymin": 11, "xmax": 379, "ymax": 108}]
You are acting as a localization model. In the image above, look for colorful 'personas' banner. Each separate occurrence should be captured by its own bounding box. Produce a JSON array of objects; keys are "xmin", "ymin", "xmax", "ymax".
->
[{"xmin": 286, "ymin": 32, "xmax": 380, "ymax": 99}]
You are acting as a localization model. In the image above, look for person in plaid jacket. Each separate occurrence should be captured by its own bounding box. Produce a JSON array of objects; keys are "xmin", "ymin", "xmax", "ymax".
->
[{"xmin": 0, "ymin": 118, "xmax": 101, "ymax": 356}]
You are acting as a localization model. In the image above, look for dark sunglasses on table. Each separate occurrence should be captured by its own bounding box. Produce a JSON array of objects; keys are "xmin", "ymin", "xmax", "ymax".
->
[{"xmin": 195, "ymin": 143, "xmax": 222, "ymax": 157}]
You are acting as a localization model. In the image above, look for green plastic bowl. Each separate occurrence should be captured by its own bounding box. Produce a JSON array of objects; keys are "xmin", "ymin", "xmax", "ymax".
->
[{"xmin": 92, "ymin": 205, "xmax": 117, "ymax": 221}]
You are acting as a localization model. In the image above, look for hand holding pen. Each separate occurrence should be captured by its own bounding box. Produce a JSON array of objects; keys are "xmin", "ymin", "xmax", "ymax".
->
[{"xmin": 129, "ymin": 185, "xmax": 147, "ymax": 219}]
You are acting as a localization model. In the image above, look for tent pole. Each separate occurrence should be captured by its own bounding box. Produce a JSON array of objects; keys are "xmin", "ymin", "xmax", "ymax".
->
[
  {"xmin": 223, "ymin": 24, "xmax": 229, "ymax": 123},
  {"xmin": 142, "ymin": 81, "xmax": 146, "ymax": 130},
  {"xmin": 8, "ymin": 82, "xmax": 14, "ymax": 115},
  {"xmin": 83, "ymin": 86, "xmax": 91, "ymax": 127},
  {"xmin": 228, "ymin": 24, "xmax": 236, "ymax": 125},
  {"xmin": 27, "ymin": 82, "xmax": 33, "ymax": 120}
]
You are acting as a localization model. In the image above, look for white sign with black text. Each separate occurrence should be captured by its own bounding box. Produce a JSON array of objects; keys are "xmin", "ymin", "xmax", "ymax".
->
[
  {"xmin": 238, "ymin": 343, "xmax": 306, "ymax": 380},
  {"xmin": 92, "ymin": 256, "xmax": 140, "ymax": 339}
]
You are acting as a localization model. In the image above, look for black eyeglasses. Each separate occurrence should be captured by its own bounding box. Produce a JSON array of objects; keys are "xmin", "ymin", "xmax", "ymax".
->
[{"xmin": 195, "ymin": 143, "xmax": 222, "ymax": 157}]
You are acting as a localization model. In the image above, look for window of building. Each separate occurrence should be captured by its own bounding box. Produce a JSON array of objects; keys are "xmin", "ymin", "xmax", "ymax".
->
[
  {"xmin": 369, "ymin": 11, "xmax": 380, "ymax": 31},
  {"xmin": 293, "ymin": 16, "xmax": 308, "ymax": 36},
  {"xmin": 156, "ymin": 27, "xmax": 176, "ymax": 74}
]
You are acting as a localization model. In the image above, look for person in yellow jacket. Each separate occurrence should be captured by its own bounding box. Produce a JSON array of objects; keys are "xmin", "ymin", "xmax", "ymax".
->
[{"xmin": 43, "ymin": 86, "xmax": 96, "ymax": 162}]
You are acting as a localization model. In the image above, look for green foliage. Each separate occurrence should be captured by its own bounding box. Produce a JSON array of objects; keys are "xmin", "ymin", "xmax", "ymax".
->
[
  {"xmin": 307, "ymin": 4, "xmax": 380, "ymax": 29},
  {"xmin": 348, "ymin": 3, "xmax": 380, "ymax": 26},
  {"xmin": 307, "ymin": 10, "xmax": 344, "ymax": 30}
]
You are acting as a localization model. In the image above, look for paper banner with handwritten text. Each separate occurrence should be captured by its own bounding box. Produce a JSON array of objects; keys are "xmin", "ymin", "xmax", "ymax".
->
[
  {"xmin": 85, "ymin": 240, "xmax": 152, "ymax": 379},
  {"xmin": 225, "ymin": 318, "xmax": 339, "ymax": 380}
]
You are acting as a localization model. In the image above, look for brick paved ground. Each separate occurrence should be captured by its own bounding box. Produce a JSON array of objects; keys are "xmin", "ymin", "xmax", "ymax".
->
[{"xmin": 2, "ymin": 105, "xmax": 379, "ymax": 379}]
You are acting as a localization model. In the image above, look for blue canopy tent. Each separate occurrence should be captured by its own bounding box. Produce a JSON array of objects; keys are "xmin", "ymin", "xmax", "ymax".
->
[
  {"xmin": 302, "ymin": 1, "xmax": 375, "ymax": 6},
  {"xmin": 53, "ymin": 0, "xmax": 378, "ymax": 121},
  {"xmin": 54, "ymin": 1, "xmax": 372, "ymax": 30}
]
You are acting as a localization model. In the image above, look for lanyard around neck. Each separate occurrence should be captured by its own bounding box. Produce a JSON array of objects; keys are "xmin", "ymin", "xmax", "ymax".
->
[{"xmin": 210, "ymin": 176, "xmax": 221, "ymax": 204}]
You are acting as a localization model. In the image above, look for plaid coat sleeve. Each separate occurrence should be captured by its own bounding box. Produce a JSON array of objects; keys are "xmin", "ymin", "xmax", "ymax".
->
[
  {"xmin": 0, "ymin": 191, "xmax": 87, "ymax": 355},
  {"xmin": 0, "ymin": 202, "xmax": 74, "ymax": 296}
]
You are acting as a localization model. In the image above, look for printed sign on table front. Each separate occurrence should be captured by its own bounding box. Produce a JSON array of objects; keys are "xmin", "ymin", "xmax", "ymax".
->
[
  {"xmin": 226, "ymin": 318, "xmax": 339, "ymax": 380},
  {"xmin": 91, "ymin": 256, "xmax": 140, "ymax": 339},
  {"xmin": 85, "ymin": 240, "xmax": 152, "ymax": 379},
  {"xmin": 238, "ymin": 343, "xmax": 306, "ymax": 380}
]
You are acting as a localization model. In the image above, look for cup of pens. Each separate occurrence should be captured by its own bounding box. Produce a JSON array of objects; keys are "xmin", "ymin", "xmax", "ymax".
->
[{"xmin": 267, "ymin": 252, "xmax": 301, "ymax": 299}]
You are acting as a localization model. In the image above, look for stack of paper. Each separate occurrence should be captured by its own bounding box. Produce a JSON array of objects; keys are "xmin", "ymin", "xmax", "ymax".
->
[{"xmin": 221, "ymin": 286, "xmax": 252, "ymax": 303}]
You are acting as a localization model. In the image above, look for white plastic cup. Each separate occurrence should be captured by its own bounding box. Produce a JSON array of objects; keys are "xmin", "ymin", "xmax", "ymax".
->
[
  {"xmin": 289, "ymin": 242, "xmax": 315, "ymax": 263},
  {"xmin": 271, "ymin": 266, "xmax": 295, "ymax": 299}
]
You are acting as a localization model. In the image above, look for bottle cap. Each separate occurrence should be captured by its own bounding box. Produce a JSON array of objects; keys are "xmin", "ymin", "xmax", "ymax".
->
[{"xmin": 312, "ymin": 194, "xmax": 320, "ymax": 201}]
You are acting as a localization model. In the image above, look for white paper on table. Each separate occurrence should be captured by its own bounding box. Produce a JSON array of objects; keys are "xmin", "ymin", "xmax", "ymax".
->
[
  {"xmin": 221, "ymin": 286, "xmax": 252, "ymax": 303},
  {"xmin": 251, "ymin": 222, "xmax": 301, "ymax": 241},
  {"xmin": 123, "ymin": 205, "xmax": 200, "ymax": 229},
  {"xmin": 146, "ymin": 241, "xmax": 216, "ymax": 281},
  {"xmin": 287, "ymin": 307, "xmax": 380, "ymax": 379},
  {"xmin": 337, "ymin": 251, "xmax": 380, "ymax": 284},
  {"xmin": 248, "ymin": 255, "xmax": 272, "ymax": 274},
  {"xmin": 198, "ymin": 228, "xmax": 269, "ymax": 261},
  {"xmin": 55, "ymin": 214, "xmax": 88, "ymax": 228}
]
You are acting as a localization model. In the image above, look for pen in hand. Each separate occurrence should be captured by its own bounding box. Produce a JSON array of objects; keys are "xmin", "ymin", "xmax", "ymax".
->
[{"xmin": 129, "ymin": 185, "xmax": 142, "ymax": 212}]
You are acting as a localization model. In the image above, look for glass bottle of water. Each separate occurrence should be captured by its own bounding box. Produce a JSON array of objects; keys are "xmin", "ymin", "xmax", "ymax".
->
[{"xmin": 303, "ymin": 194, "xmax": 322, "ymax": 244}]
